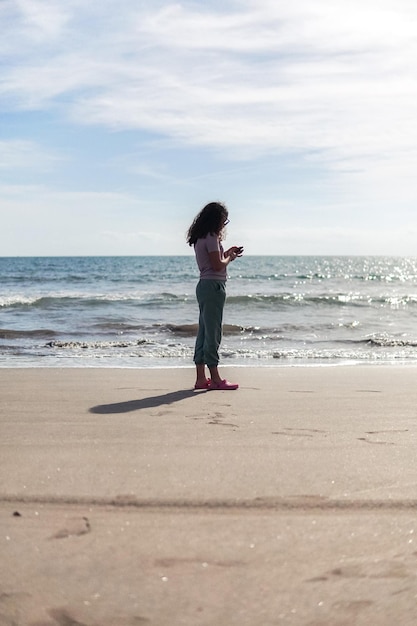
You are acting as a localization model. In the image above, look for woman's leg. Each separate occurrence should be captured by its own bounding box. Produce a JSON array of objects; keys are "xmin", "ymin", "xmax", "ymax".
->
[
  {"xmin": 201, "ymin": 281, "xmax": 239, "ymax": 389},
  {"xmin": 193, "ymin": 280, "xmax": 238, "ymax": 389},
  {"xmin": 194, "ymin": 297, "xmax": 205, "ymax": 366},
  {"xmin": 199, "ymin": 280, "xmax": 225, "ymax": 379},
  {"xmin": 194, "ymin": 280, "xmax": 224, "ymax": 382},
  {"xmin": 193, "ymin": 282, "xmax": 209, "ymax": 387}
]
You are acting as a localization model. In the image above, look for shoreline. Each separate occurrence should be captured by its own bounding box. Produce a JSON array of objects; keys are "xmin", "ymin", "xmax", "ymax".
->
[{"xmin": 2, "ymin": 360, "xmax": 417, "ymax": 369}]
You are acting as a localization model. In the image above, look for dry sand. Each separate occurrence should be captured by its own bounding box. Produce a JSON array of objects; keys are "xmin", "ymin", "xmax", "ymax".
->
[{"xmin": 1, "ymin": 366, "xmax": 417, "ymax": 625}]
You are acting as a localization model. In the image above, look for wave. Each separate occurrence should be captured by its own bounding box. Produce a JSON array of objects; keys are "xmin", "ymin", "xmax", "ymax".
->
[
  {"xmin": 164, "ymin": 323, "xmax": 247, "ymax": 337},
  {"xmin": 3, "ymin": 290, "xmax": 417, "ymax": 312},
  {"xmin": 46, "ymin": 339, "xmax": 149, "ymax": 350},
  {"xmin": 5, "ymin": 334, "xmax": 417, "ymax": 367},
  {"xmin": 293, "ymin": 273, "xmax": 417, "ymax": 283},
  {"xmin": 319, "ymin": 334, "xmax": 417, "ymax": 348},
  {"xmin": 0, "ymin": 328, "xmax": 58, "ymax": 339},
  {"xmin": 0, "ymin": 292, "xmax": 192, "ymax": 310},
  {"xmin": 365, "ymin": 335, "xmax": 417, "ymax": 348},
  {"xmin": 226, "ymin": 293, "xmax": 417, "ymax": 308},
  {"xmin": 270, "ymin": 349, "xmax": 417, "ymax": 361}
]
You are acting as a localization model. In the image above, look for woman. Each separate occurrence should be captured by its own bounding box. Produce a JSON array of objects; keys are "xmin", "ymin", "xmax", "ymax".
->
[{"xmin": 187, "ymin": 201, "xmax": 243, "ymax": 390}]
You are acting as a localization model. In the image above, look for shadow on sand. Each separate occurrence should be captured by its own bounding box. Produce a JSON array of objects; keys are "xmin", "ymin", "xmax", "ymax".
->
[{"xmin": 89, "ymin": 388, "xmax": 205, "ymax": 414}]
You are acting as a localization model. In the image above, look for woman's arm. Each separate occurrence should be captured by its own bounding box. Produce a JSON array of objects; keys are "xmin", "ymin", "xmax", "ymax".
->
[
  {"xmin": 209, "ymin": 245, "xmax": 243, "ymax": 270},
  {"xmin": 209, "ymin": 249, "xmax": 239, "ymax": 271}
]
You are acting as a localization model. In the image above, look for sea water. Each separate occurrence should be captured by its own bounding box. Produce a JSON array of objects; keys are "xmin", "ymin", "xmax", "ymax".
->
[{"xmin": 1, "ymin": 255, "xmax": 417, "ymax": 367}]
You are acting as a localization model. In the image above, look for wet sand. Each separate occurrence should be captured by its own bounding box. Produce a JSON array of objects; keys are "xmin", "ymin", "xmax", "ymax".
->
[{"xmin": 1, "ymin": 366, "xmax": 417, "ymax": 625}]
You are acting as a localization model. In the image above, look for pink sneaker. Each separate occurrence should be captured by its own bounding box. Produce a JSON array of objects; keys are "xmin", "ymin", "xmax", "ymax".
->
[{"xmin": 208, "ymin": 379, "xmax": 239, "ymax": 391}]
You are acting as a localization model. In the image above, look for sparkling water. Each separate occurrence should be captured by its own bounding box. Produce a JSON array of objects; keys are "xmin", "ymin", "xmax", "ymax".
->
[{"xmin": 1, "ymin": 255, "xmax": 417, "ymax": 367}]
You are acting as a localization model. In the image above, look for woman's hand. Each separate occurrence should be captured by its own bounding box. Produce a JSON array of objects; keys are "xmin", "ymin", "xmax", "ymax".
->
[
  {"xmin": 209, "ymin": 246, "xmax": 244, "ymax": 270},
  {"xmin": 227, "ymin": 246, "xmax": 244, "ymax": 260}
]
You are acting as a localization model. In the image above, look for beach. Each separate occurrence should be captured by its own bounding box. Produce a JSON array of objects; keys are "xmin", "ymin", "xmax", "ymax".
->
[{"xmin": 1, "ymin": 365, "xmax": 417, "ymax": 625}]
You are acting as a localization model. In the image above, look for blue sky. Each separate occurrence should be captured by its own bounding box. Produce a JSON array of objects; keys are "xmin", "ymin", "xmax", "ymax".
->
[{"xmin": 1, "ymin": 0, "xmax": 417, "ymax": 256}]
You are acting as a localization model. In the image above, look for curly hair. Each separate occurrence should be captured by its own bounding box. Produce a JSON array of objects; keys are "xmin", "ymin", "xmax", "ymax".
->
[{"xmin": 186, "ymin": 202, "xmax": 229, "ymax": 246}]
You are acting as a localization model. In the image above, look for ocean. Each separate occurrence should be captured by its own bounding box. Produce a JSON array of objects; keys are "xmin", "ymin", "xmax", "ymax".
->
[{"xmin": 1, "ymin": 255, "xmax": 417, "ymax": 368}]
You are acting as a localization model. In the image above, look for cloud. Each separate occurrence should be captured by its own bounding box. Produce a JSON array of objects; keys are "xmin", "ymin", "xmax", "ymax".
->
[
  {"xmin": 2, "ymin": 0, "xmax": 417, "ymax": 254},
  {"xmin": 1, "ymin": 1, "xmax": 414, "ymax": 180},
  {"xmin": 0, "ymin": 140, "xmax": 62, "ymax": 170}
]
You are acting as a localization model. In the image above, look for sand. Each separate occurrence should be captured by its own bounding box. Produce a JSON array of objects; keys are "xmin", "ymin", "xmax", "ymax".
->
[{"xmin": 1, "ymin": 365, "xmax": 417, "ymax": 625}]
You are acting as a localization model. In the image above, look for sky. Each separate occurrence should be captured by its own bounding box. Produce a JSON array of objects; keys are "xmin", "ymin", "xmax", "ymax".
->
[{"xmin": 1, "ymin": 0, "xmax": 417, "ymax": 256}]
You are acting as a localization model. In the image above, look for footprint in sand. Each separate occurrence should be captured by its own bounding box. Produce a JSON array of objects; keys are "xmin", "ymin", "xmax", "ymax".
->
[
  {"xmin": 357, "ymin": 437, "xmax": 395, "ymax": 445},
  {"xmin": 358, "ymin": 429, "xmax": 409, "ymax": 445},
  {"xmin": 308, "ymin": 560, "xmax": 409, "ymax": 582},
  {"xmin": 208, "ymin": 411, "xmax": 238, "ymax": 428},
  {"xmin": 366, "ymin": 429, "xmax": 409, "ymax": 434},
  {"xmin": 0, "ymin": 591, "xmax": 32, "ymax": 623},
  {"xmin": 42, "ymin": 609, "xmax": 150, "ymax": 626},
  {"xmin": 272, "ymin": 428, "xmax": 326, "ymax": 438},
  {"xmin": 46, "ymin": 608, "xmax": 89, "ymax": 626},
  {"xmin": 305, "ymin": 599, "xmax": 374, "ymax": 626},
  {"xmin": 49, "ymin": 516, "xmax": 91, "ymax": 540}
]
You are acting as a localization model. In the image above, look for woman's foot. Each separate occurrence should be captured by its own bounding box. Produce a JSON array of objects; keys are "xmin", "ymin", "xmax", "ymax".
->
[
  {"xmin": 194, "ymin": 378, "xmax": 211, "ymax": 390},
  {"xmin": 208, "ymin": 379, "xmax": 239, "ymax": 390}
]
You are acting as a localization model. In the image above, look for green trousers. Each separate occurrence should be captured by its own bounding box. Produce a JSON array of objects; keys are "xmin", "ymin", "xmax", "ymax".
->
[{"xmin": 194, "ymin": 279, "xmax": 226, "ymax": 367}]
